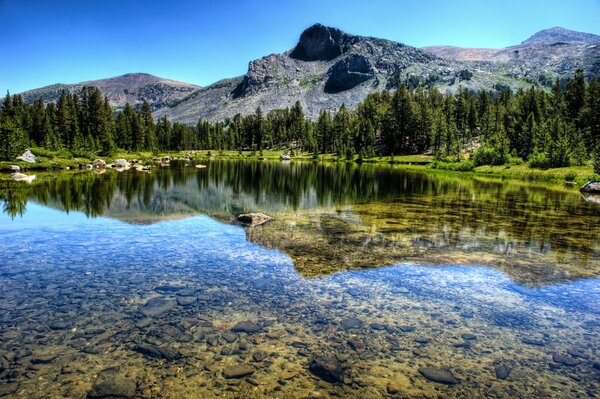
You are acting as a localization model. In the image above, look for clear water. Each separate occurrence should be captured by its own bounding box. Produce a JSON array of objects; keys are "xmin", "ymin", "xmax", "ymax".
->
[{"xmin": 0, "ymin": 161, "xmax": 598, "ymax": 398}]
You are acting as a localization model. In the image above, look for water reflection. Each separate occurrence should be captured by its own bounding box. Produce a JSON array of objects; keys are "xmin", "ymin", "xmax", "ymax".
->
[
  {"xmin": 1, "ymin": 161, "xmax": 598, "ymax": 284},
  {"xmin": 1, "ymin": 162, "xmax": 599, "ymax": 398}
]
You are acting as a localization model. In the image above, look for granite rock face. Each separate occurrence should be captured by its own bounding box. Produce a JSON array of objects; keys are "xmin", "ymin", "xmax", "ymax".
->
[{"xmin": 157, "ymin": 24, "xmax": 600, "ymax": 124}]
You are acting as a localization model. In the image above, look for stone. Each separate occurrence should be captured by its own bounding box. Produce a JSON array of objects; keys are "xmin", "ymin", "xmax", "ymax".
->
[
  {"xmin": 418, "ymin": 367, "xmax": 460, "ymax": 384},
  {"xmin": 370, "ymin": 323, "xmax": 387, "ymax": 330},
  {"xmin": 139, "ymin": 297, "xmax": 176, "ymax": 317},
  {"xmin": 92, "ymin": 159, "xmax": 106, "ymax": 168},
  {"xmin": 16, "ymin": 149, "xmax": 36, "ymax": 163},
  {"xmin": 237, "ymin": 213, "xmax": 271, "ymax": 227},
  {"xmin": 347, "ymin": 339, "xmax": 365, "ymax": 352},
  {"xmin": 308, "ymin": 356, "xmax": 343, "ymax": 383},
  {"xmin": 567, "ymin": 347, "xmax": 589, "ymax": 359},
  {"xmin": 521, "ymin": 337, "xmax": 545, "ymax": 346},
  {"xmin": 398, "ymin": 325, "xmax": 416, "ymax": 333},
  {"xmin": 9, "ymin": 165, "xmax": 20, "ymax": 172},
  {"xmin": 176, "ymin": 296, "xmax": 197, "ymax": 306},
  {"xmin": 0, "ymin": 382, "xmax": 18, "ymax": 397},
  {"xmin": 280, "ymin": 154, "xmax": 291, "ymax": 161},
  {"xmin": 461, "ymin": 333, "xmax": 477, "ymax": 340},
  {"xmin": 580, "ymin": 181, "xmax": 600, "ymax": 194},
  {"xmin": 223, "ymin": 364, "xmax": 255, "ymax": 379},
  {"xmin": 252, "ymin": 350, "xmax": 268, "ymax": 362},
  {"xmin": 115, "ymin": 159, "xmax": 130, "ymax": 168},
  {"xmin": 495, "ymin": 364, "xmax": 511, "ymax": 380},
  {"xmin": 232, "ymin": 321, "xmax": 262, "ymax": 333},
  {"xmin": 340, "ymin": 318, "xmax": 362, "ymax": 330},
  {"xmin": 88, "ymin": 370, "xmax": 136, "ymax": 398},
  {"xmin": 134, "ymin": 344, "xmax": 181, "ymax": 361},
  {"xmin": 195, "ymin": 164, "xmax": 207, "ymax": 168},
  {"xmin": 552, "ymin": 354, "xmax": 579, "ymax": 366}
]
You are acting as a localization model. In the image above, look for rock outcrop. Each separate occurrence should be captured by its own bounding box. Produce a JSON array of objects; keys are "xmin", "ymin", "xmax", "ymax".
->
[
  {"xmin": 16, "ymin": 149, "xmax": 36, "ymax": 163},
  {"xmin": 157, "ymin": 24, "xmax": 600, "ymax": 124}
]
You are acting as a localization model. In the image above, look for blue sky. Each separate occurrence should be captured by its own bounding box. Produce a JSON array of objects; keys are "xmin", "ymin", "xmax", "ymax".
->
[{"xmin": 1, "ymin": 0, "xmax": 599, "ymax": 94}]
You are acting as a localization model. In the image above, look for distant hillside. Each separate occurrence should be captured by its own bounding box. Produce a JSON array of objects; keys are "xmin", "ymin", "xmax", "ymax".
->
[
  {"xmin": 20, "ymin": 73, "xmax": 200, "ymax": 110},
  {"xmin": 157, "ymin": 24, "xmax": 600, "ymax": 123},
  {"xmin": 423, "ymin": 27, "xmax": 600, "ymax": 79}
]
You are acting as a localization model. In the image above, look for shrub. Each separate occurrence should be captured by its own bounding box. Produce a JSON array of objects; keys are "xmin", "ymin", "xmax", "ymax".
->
[
  {"xmin": 431, "ymin": 159, "xmax": 475, "ymax": 171},
  {"xmin": 564, "ymin": 171, "xmax": 577, "ymax": 182},
  {"xmin": 528, "ymin": 151, "xmax": 551, "ymax": 169},
  {"xmin": 472, "ymin": 146, "xmax": 508, "ymax": 166}
]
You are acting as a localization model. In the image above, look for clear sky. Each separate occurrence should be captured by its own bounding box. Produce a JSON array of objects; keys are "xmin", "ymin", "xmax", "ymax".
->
[{"xmin": 1, "ymin": 0, "xmax": 599, "ymax": 94}]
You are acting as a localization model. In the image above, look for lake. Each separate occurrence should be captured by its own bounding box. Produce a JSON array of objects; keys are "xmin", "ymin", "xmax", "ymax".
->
[{"xmin": 0, "ymin": 160, "xmax": 599, "ymax": 398}]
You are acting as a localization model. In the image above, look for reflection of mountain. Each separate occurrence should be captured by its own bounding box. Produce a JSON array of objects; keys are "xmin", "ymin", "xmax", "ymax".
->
[
  {"xmin": 246, "ymin": 206, "xmax": 600, "ymax": 286},
  {"xmin": 2, "ymin": 161, "xmax": 599, "ymax": 285}
]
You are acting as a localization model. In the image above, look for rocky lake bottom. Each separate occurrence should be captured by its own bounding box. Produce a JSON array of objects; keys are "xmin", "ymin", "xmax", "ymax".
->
[{"xmin": 0, "ymin": 161, "xmax": 599, "ymax": 398}]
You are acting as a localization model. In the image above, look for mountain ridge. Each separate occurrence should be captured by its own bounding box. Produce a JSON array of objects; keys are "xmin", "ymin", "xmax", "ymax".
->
[
  {"xmin": 156, "ymin": 23, "xmax": 600, "ymax": 123},
  {"xmin": 19, "ymin": 73, "xmax": 200, "ymax": 111}
]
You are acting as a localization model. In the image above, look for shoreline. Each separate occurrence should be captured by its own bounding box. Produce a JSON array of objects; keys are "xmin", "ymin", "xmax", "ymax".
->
[{"xmin": 1, "ymin": 149, "xmax": 598, "ymax": 188}]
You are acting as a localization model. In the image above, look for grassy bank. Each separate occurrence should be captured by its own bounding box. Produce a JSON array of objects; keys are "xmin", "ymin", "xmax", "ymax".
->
[{"xmin": 1, "ymin": 148, "xmax": 597, "ymax": 187}]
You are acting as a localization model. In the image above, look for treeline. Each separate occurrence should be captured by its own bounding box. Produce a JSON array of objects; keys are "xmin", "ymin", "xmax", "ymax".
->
[{"xmin": 1, "ymin": 70, "xmax": 599, "ymax": 170}]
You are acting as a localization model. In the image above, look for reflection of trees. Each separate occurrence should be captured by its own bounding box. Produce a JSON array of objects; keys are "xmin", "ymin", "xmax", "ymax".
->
[
  {"xmin": 0, "ymin": 162, "xmax": 598, "ymax": 261},
  {"xmin": 1, "ymin": 189, "xmax": 27, "ymax": 219}
]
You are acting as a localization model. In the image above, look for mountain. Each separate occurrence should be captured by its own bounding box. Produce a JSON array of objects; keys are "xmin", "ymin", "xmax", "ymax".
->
[
  {"xmin": 423, "ymin": 27, "xmax": 600, "ymax": 79},
  {"xmin": 157, "ymin": 24, "xmax": 600, "ymax": 123},
  {"xmin": 20, "ymin": 73, "xmax": 200, "ymax": 110}
]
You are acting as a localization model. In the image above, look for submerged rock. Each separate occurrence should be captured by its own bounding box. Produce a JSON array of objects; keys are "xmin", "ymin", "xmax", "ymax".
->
[
  {"xmin": 418, "ymin": 367, "xmax": 460, "ymax": 384},
  {"xmin": 0, "ymin": 382, "xmax": 18, "ymax": 397},
  {"xmin": 223, "ymin": 364, "xmax": 255, "ymax": 379},
  {"xmin": 552, "ymin": 354, "xmax": 579, "ymax": 366},
  {"xmin": 87, "ymin": 369, "xmax": 136, "ymax": 398},
  {"xmin": 340, "ymin": 318, "xmax": 362, "ymax": 330},
  {"xmin": 494, "ymin": 364, "xmax": 511, "ymax": 380},
  {"xmin": 16, "ymin": 149, "xmax": 36, "ymax": 163},
  {"xmin": 308, "ymin": 356, "xmax": 343, "ymax": 383},
  {"xmin": 139, "ymin": 297, "xmax": 176, "ymax": 317},
  {"xmin": 237, "ymin": 213, "xmax": 271, "ymax": 227},
  {"xmin": 231, "ymin": 321, "xmax": 262, "ymax": 333},
  {"xmin": 134, "ymin": 344, "xmax": 181, "ymax": 361}
]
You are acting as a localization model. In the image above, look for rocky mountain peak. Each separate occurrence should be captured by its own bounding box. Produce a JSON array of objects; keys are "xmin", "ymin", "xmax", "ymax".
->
[
  {"xmin": 521, "ymin": 27, "xmax": 600, "ymax": 46},
  {"xmin": 290, "ymin": 23, "xmax": 350, "ymax": 61}
]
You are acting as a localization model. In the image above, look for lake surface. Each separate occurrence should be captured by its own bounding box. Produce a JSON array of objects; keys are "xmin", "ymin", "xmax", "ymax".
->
[{"xmin": 0, "ymin": 160, "xmax": 599, "ymax": 398}]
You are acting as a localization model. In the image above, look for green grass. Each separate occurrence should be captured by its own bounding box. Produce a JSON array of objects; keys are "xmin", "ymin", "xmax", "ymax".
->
[{"xmin": 2, "ymin": 148, "xmax": 598, "ymax": 188}]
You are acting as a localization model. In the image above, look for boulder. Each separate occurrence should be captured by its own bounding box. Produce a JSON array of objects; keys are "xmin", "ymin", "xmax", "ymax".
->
[
  {"xmin": 87, "ymin": 369, "xmax": 136, "ymax": 398},
  {"xmin": 161, "ymin": 156, "xmax": 171, "ymax": 163},
  {"xmin": 237, "ymin": 213, "xmax": 271, "ymax": 227},
  {"xmin": 133, "ymin": 344, "xmax": 181, "ymax": 361},
  {"xmin": 223, "ymin": 364, "xmax": 255, "ymax": 379},
  {"xmin": 195, "ymin": 164, "xmax": 207, "ymax": 169},
  {"xmin": 92, "ymin": 159, "xmax": 106, "ymax": 168},
  {"xmin": 16, "ymin": 149, "xmax": 36, "ymax": 163},
  {"xmin": 9, "ymin": 165, "xmax": 20, "ymax": 172},
  {"xmin": 139, "ymin": 297, "xmax": 176, "ymax": 317},
  {"xmin": 308, "ymin": 356, "xmax": 343, "ymax": 383},
  {"xmin": 231, "ymin": 321, "xmax": 262, "ymax": 333},
  {"xmin": 418, "ymin": 367, "xmax": 460, "ymax": 384},
  {"xmin": 115, "ymin": 159, "xmax": 131, "ymax": 168},
  {"xmin": 280, "ymin": 154, "xmax": 291, "ymax": 161},
  {"xmin": 580, "ymin": 181, "xmax": 600, "ymax": 193}
]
